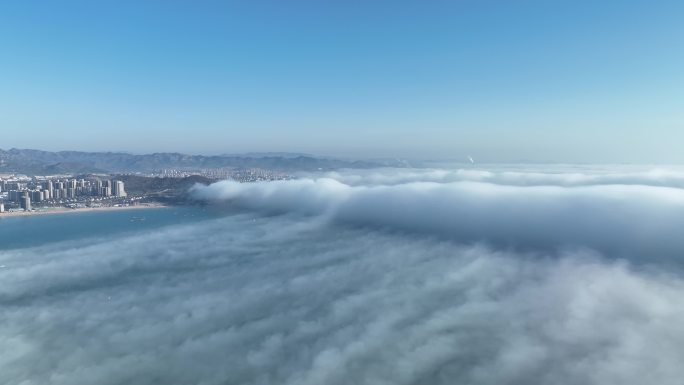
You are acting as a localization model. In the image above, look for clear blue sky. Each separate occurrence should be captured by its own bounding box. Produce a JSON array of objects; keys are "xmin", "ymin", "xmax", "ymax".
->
[{"xmin": 1, "ymin": 0, "xmax": 683, "ymax": 162}]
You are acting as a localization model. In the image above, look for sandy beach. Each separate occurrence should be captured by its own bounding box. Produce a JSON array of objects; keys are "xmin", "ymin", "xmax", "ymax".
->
[{"xmin": 0, "ymin": 203, "xmax": 167, "ymax": 218}]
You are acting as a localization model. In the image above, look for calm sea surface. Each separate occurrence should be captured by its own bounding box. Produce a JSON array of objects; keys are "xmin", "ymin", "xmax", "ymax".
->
[{"xmin": 0, "ymin": 206, "xmax": 219, "ymax": 251}]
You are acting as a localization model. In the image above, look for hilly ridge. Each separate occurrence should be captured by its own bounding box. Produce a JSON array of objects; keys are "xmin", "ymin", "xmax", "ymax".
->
[{"xmin": 0, "ymin": 148, "xmax": 395, "ymax": 175}]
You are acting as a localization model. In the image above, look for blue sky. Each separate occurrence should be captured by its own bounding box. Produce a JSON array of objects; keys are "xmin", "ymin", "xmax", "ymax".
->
[{"xmin": 1, "ymin": 0, "xmax": 682, "ymax": 161}]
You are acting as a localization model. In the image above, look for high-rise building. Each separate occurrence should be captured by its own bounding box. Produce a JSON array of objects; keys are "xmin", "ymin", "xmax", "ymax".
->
[
  {"xmin": 20, "ymin": 195, "xmax": 31, "ymax": 211},
  {"xmin": 113, "ymin": 180, "xmax": 126, "ymax": 197},
  {"xmin": 31, "ymin": 190, "xmax": 43, "ymax": 202},
  {"xmin": 46, "ymin": 180, "xmax": 54, "ymax": 198}
]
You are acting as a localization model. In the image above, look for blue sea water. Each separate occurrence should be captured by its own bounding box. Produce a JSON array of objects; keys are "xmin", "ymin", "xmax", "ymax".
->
[{"xmin": 0, "ymin": 206, "xmax": 218, "ymax": 251}]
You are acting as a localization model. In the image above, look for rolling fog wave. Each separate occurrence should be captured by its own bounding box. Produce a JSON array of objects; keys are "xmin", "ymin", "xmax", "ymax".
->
[
  {"xmin": 4, "ymin": 167, "xmax": 684, "ymax": 385},
  {"xmin": 3, "ymin": 214, "xmax": 684, "ymax": 385},
  {"xmin": 192, "ymin": 175, "xmax": 684, "ymax": 261},
  {"xmin": 306, "ymin": 166, "xmax": 684, "ymax": 187}
]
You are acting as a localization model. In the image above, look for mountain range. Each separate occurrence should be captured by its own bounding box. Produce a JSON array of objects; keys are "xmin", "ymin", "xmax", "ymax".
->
[{"xmin": 0, "ymin": 148, "xmax": 399, "ymax": 175}]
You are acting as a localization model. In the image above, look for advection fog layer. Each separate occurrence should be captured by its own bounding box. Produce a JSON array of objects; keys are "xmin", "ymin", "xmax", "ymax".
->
[
  {"xmin": 193, "ymin": 169, "xmax": 684, "ymax": 261},
  {"xmin": 3, "ymin": 166, "xmax": 684, "ymax": 385}
]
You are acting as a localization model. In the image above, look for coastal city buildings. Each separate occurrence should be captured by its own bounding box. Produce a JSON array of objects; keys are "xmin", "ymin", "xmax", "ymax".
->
[
  {"xmin": 0, "ymin": 177, "xmax": 127, "ymax": 212},
  {"xmin": 151, "ymin": 167, "xmax": 292, "ymax": 182},
  {"xmin": 0, "ymin": 167, "xmax": 290, "ymax": 214}
]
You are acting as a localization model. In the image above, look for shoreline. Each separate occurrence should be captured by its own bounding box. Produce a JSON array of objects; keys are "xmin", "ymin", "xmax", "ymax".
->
[{"xmin": 0, "ymin": 203, "xmax": 168, "ymax": 218}]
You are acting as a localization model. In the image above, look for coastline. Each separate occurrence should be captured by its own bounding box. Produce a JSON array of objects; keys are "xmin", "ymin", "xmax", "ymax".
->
[{"xmin": 0, "ymin": 203, "xmax": 168, "ymax": 218}]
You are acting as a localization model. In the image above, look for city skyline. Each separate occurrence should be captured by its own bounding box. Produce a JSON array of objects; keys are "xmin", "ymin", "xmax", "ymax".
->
[{"xmin": 0, "ymin": 177, "xmax": 128, "ymax": 212}]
